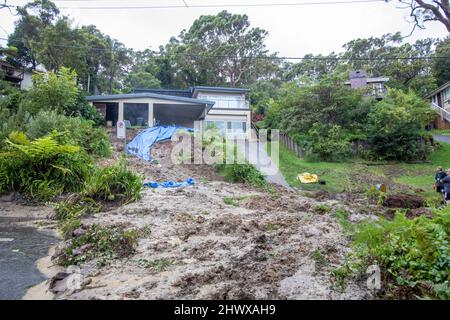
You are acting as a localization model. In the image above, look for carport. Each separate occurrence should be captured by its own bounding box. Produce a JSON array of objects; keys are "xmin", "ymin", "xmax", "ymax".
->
[
  {"xmin": 153, "ymin": 103, "xmax": 206, "ymax": 127},
  {"xmin": 86, "ymin": 93, "xmax": 214, "ymax": 128}
]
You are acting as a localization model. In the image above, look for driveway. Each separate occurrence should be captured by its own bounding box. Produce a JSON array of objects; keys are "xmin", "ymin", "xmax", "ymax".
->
[
  {"xmin": 237, "ymin": 140, "xmax": 290, "ymax": 188},
  {"xmin": 434, "ymin": 135, "xmax": 450, "ymax": 144}
]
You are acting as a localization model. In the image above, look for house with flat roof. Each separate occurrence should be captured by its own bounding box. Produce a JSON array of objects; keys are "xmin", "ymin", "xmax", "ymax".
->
[
  {"xmin": 86, "ymin": 86, "xmax": 254, "ymax": 140},
  {"xmin": 425, "ymin": 80, "xmax": 450, "ymax": 130}
]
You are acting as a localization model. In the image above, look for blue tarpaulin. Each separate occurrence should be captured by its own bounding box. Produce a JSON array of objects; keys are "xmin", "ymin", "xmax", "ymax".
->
[
  {"xmin": 125, "ymin": 125, "xmax": 193, "ymax": 162},
  {"xmin": 144, "ymin": 178, "xmax": 195, "ymax": 189}
]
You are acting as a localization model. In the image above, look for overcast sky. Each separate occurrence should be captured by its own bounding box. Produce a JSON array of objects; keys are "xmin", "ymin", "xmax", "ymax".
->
[{"xmin": 0, "ymin": 0, "xmax": 448, "ymax": 57}]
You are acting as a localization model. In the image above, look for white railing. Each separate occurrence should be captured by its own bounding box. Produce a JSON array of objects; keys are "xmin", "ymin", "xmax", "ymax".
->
[
  {"xmin": 210, "ymin": 99, "xmax": 250, "ymax": 109},
  {"xmin": 431, "ymin": 102, "xmax": 450, "ymax": 123}
]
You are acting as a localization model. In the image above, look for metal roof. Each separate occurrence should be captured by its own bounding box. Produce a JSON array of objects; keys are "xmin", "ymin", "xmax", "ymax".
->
[
  {"xmin": 86, "ymin": 92, "xmax": 215, "ymax": 110},
  {"xmin": 425, "ymin": 80, "xmax": 450, "ymax": 99},
  {"xmin": 133, "ymin": 88, "xmax": 192, "ymax": 97},
  {"xmin": 191, "ymin": 86, "xmax": 249, "ymax": 96}
]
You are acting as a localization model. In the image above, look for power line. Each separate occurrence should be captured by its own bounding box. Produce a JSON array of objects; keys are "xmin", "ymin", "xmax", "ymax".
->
[
  {"xmin": 1, "ymin": 37, "xmax": 449, "ymax": 60},
  {"xmin": 51, "ymin": 0, "xmax": 386, "ymax": 10}
]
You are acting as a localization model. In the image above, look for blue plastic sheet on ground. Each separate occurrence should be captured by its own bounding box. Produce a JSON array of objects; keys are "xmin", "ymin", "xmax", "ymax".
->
[
  {"xmin": 144, "ymin": 178, "xmax": 195, "ymax": 189},
  {"xmin": 125, "ymin": 125, "xmax": 193, "ymax": 162}
]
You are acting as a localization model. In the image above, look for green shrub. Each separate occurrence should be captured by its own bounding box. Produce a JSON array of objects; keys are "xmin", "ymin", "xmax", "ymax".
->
[
  {"xmin": 0, "ymin": 104, "xmax": 31, "ymax": 149},
  {"xmin": 84, "ymin": 158, "xmax": 143, "ymax": 205},
  {"xmin": 313, "ymin": 203, "xmax": 331, "ymax": 214},
  {"xmin": 55, "ymin": 195, "xmax": 102, "ymax": 222},
  {"xmin": 0, "ymin": 132, "xmax": 93, "ymax": 201},
  {"xmin": 345, "ymin": 208, "xmax": 450, "ymax": 299},
  {"xmin": 366, "ymin": 89, "xmax": 434, "ymax": 161},
  {"xmin": 305, "ymin": 124, "xmax": 352, "ymax": 161},
  {"xmin": 219, "ymin": 163, "xmax": 267, "ymax": 187},
  {"xmin": 58, "ymin": 223, "xmax": 138, "ymax": 267},
  {"xmin": 27, "ymin": 111, "xmax": 112, "ymax": 157},
  {"xmin": 21, "ymin": 67, "xmax": 102, "ymax": 123},
  {"xmin": 54, "ymin": 159, "xmax": 143, "ymax": 237}
]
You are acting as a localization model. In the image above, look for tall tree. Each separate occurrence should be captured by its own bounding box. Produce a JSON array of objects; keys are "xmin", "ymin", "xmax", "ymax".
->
[
  {"xmin": 8, "ymin": 0, "xmax": 59, "ymax": 69},
  {"xmin": 432, "ymin": 37, "xmax": 450, "ymax": 85},
  {"xmin": 167, "ymin": 10, "xmax": 278, "ymax": 87}
]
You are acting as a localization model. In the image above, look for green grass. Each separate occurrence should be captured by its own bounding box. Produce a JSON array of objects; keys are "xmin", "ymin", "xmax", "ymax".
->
[
  {"xmin": 269, "ymin": 141, "xmax": 450, "ymax": 202},
  {"xmin": 223, "ymin": 195, "xmax": 253, "ymax": 206},
  {"xmin": 431, "ymin": 129, "xmax": 450, "ymax": 136}
]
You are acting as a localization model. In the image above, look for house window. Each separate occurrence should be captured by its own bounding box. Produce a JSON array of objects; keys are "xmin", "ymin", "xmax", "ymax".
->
[
  {"xmin": 206, "ymin": 120, "xmax": 226, "ymax": 134},
  {"xmin": 444, "ymin": 87, "xmax": 450, "ymax": 107},
  {"xmin": 432, "ymin": 94, "xmax": 438, "ymax": 105},
  {"xmin": 226, "ymin": 121, "xmax": 247, "ymax": 138},
  {"xmin": 229, "ymin": 121, "xmax": 247, "ymax": 134},
  {"xmin": 371, "ymin": 82, "xmax": 385, "ymax": 95},
  {"xmin": 206, "ymin": 120, "xmax": 247, "ymax": 137}
]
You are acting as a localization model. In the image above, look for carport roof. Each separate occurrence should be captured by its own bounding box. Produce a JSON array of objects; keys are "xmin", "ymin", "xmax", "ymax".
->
[{"xmin": 86, "ymin": 92, "xmax": 215, "ymax": 110}]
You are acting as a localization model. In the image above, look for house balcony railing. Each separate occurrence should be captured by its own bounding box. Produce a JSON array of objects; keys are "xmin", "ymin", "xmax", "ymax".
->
[
  {"xmin": 431, "ymin": 102, "xmax": 450, "ymax": 123},
  {"xmin": 210, "ymin": 99, "xmax": 250, "ymax": 109}
]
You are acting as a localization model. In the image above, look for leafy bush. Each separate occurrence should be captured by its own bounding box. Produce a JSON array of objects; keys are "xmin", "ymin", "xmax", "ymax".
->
[
  {"xmin": 58, "ymin": 224, "xmax": 138, "ymax": 267},
  {"xmin": 219, "ymin": 163, "xmax": 267, "ymax": 187},
  {"xmin": 264, "ymin": 82, "xmax": 373, "ymax": 140},
  {"xmin": 54, "ymin": 159, "xmax": 142, "ymax": 237},
  {"xmin": 0, "ymin": 132, "xmax": 93, "ymax": 201},
  {"xmin": 84, "ymin": 158, "xmax": 143, "ymax": 205},
  {"xmin": 27, "ymin": 111, "xmax": 112, "ymax": 157},
  {"xmin": 23, "ymin": 67, "xmax": 79, "ymax": 115},
  {"xmin": 305, "ymin": 123, "xmax": 352, "ymax": 161},
  {"xmin": 22, "ymin": 67, "xmax": 102, "ymax": 123},
  {"xmin": 366, "ymin": 89, "xmax": 434, "ymax": 161},
  {"xmin": 345, "ymin": 209, "xmax": 450, "ymax": 299},
  {"xmin": 0, "ymin": 104, "xmax": 31, "ymax": 149}
]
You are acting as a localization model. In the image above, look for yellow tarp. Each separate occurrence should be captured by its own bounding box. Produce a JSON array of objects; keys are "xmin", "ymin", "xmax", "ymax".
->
[{"xmin": 297, "ymin": 172, "xmax": 319, "ymax": 184}]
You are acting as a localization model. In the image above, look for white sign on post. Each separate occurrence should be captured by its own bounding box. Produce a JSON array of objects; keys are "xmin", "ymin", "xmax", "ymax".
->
[{"xmin": 117, "ymin": 121, "xmax": 126, "ymax": 139}]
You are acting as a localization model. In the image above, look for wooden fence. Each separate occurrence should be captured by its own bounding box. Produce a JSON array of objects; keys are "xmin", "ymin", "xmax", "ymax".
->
[{"xmin": 279, "ymin": 132, "xmax": 304, "ymax": 157}]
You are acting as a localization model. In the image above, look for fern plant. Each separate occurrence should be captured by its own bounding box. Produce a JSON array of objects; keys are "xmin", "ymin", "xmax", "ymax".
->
[
  {"xmin": 0, "ymin": 131, "xmax": 93, "ymax": 201},
  {"xmin": 346, "ymin": 208, "xmax": 450, "ymax": 299}
]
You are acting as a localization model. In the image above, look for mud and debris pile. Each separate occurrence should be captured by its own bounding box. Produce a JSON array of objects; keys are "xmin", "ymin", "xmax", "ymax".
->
[
  {"xmin": 40, "ymin": 129, "xmax": 374, "ymax": 300},
  {"xmin": 102, "ymin": 128, "xmax": 222, "ymax": 183}
]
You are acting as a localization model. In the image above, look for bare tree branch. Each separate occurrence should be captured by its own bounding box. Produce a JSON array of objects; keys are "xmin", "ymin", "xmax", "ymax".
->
[{"xmin": 397, "ymin": 0, "xmax": 450, "ymax": 33}]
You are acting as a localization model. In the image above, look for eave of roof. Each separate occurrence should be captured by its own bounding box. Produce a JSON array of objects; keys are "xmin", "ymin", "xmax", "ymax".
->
[
  {"xmin": 85, "ymin": 92, "xmax": 215, "ymax": 110},
  {"xmin": 366, "ymin": 77, "xmax": 389, "ymax": 83},
  {"xmin": 344, "ymin": 77, "xmax": 389, "ymax": 85},
  {"xmin": 424, "ymin": 80, "xmax": 450, "ymax": 99}
]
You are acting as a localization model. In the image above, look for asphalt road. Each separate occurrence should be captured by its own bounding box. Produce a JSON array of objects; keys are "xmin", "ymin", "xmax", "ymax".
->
[
  {"xmin": 0, "ymin": 217, "xmax": 57, "ymax": 300},
  {"xmin": 434, "ymin": 135, "xmax": 450, "ymax": 144}
]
